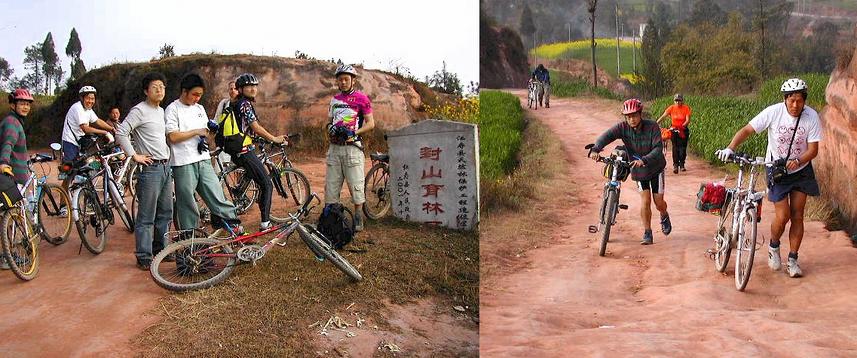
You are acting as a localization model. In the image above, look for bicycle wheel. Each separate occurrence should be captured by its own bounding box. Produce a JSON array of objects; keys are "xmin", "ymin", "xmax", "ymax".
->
[
  {"xmin": 714, "ymin": 197, "xmax": 736, "ymax": 272},
  {"xmin": 150, "ymin": 237, "xmax": 237, "ymax": 292},
  {"xmin": 735, "ymin": 208, "xmax": 758, "ymax": 291},
  {"xmin": 599, "ymin": 189, "xmax": 618, "ymax": 257},
  {"xmin": 75, "ymin": 188, "xmax": 108, "ymax": 254},
  {"xmin": 222, "ymin": 167, "xmax": 258, "ymax": 215},
  {"xmin": 36, "ymin": 183, "xmax": 72, "ymax": 245},
  {"xmin": 298, "ymin": 224, "xmax": 362, "ymax": 281},
  {"xmin": 363, "ymin": 163, "xmax": 391, "ymax": 220},
  {"xmin": 124, "ymin": 163, "xmax": 139, "ymax": 198},
  {"xmin": 1, "ymin": 209, "xmax": 39, "ymax": 281},
  {"xmin": 270, "ymin": 167, "xmax": 311, "ymax": 223}
]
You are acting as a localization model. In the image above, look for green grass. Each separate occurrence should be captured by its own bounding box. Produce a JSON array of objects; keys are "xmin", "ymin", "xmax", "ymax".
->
[
  {"xmin": 649, "ymin": 74, "xmax": 830, "ymax": 165},
  {"xmin": 478, "ymin": 90, "xmax": 525, "ymax": 181},
  {"xmin": 551, "ymin": 72, "xmax": 622, "ymax": 100},
  {"xmin": 532, "ymin": 39, "xmax": 641, "ymax": 78}
]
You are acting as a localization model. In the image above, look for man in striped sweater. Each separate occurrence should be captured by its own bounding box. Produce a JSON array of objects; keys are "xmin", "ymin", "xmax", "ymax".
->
[
  {"xmin": 0, "ymin": 89, "xmax": 34, "ymax": 269},
  {"xmin": 589, "ymin": 98, "xmax": 672, "ymax": 245}
]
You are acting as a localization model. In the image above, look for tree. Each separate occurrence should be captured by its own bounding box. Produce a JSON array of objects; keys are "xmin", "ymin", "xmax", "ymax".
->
[
  {"xmin": 23, "ymin": 44, "xmax": 44, "ymax": 94},
  {"xmin": 426, "ymin": 61, "xmax": 463, "ymax": 97},
  {"xmin": 588, "ymin": 0, "xmax": 598, "ymax": 87},
  {"xmin": 65, "ymin": 28, "xmax": 86, "ymax": 81},
  {"xmin": 159, "ymin": 43, "xmax": 175, "ymax": 59},
  {"xmin": 519, "ymin": 4, "xmax": 536, "ymax": 49},
  {"xmin": 689, "ymin": 0, "xmax": 726, "ymax": 27},
  {"xmin": 41, "ymin": 32, "xmax": 61, "ymax": 95},
  {"xmin": 652, "ymin": 1, "xmax": 673, "ymax": 39},
  {"xmin": 639, "ymin": 19, "xmax": 669, "ymax": 98},
  {"xmin": 0, "ymin": 57, "xmax": 13, "ymax": 90}
]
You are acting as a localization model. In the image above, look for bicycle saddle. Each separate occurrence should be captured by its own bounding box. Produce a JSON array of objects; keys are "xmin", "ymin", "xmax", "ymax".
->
[{"xmin": 370, "ymin": 153, "xmax": 389, "ymax": 162}]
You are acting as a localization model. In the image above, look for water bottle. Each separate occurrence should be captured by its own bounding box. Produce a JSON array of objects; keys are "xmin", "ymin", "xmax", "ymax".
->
[{"xmin": 26, "ymin": 192, "xmax": 36, "ymax": 213}]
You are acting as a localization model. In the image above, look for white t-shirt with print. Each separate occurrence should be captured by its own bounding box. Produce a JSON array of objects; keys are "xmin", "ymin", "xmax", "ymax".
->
[
  {"xmin": 749, "ymin": 102, "xmax": 822, "ymax": 174},
  {"xmin": 61, "ymin": 101, "xmax": 99, "ymax": 145},
  {"xmin": 165, "ymin": 99, "xmax": 211, "ymax": 167}
]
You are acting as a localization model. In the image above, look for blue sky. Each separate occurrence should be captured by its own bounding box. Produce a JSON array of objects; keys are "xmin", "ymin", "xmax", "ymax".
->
[{"xmin": 1, "ymin": 0, "xmax": 478, "ymax": 87}]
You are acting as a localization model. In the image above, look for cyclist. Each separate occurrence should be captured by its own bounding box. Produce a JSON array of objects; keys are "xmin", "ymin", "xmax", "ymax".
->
[
  {"xmin": 716, "ymin": 78, "xmax": 821, "ymax": 278},
  {"xmin": 165, "ymin": 73, "xmax": 240, "ymax": 231},
  {"xmin": 212, "ymin": 81, "xmax": 239, "ymax": 169},
  {"xmin": 656, "ymin": 93, "xmax": 691, "ymax": 173},
  {"xmin": 532, "ymin": 64, "xmax": 551, "ymax": 108},
  {"xmin": 0, "ymin": 89, "xmax": 34, "ymax": 269},
  {"xmin": 589, "ymin": 98, "xmax": 672, "ymax": 245},
  {"xmin": 326, "ymin": 64, "xmax": 375, "ymax": 232},
  {"xmin": 61, "ymin": 86, "xmax": 115, "ymax": 163},
  {"xmin": 230, "ymin": 73, "xmax": 287, "ymax": 231},
  {"xmin": 115, "ymin": 72, "xmax": 173, "ymax": 270}
]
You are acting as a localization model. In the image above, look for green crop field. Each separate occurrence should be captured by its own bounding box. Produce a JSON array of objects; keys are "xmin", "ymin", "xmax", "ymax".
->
[{"xmin": 532, "ymin": 39, "xmax": 642, "ymax": 78}]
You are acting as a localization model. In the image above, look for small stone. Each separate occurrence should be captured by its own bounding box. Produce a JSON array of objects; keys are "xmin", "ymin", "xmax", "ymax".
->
[{"xmin": 453, "ymin": 306, "xmax": 466, "ymax": 312}]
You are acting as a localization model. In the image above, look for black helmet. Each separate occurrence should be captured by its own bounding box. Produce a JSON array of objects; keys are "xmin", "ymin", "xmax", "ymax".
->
[
  {"xmin": 537, "ymin": 64, "xmax": 545, "ymax": 70},
  {"xmin": 235, "ymin": 73, "xmax": 259, "ymax": 88}
]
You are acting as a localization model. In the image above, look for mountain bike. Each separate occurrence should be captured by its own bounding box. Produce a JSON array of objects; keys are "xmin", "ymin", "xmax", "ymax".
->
[
  {"xmin": 585, "ymin": 144, "xmax": 632, "ymax": 256},
  {"xmin": 711, "ymin": 153, "xmax": 773, "ymax": 291},
  {"xmin": 527, "ymin": 80, "xmax": 543, "ymax": 110},
  {"xmin": 149, "ymin": 192, "xmax": 362, "ymax": 292},
  {"xmin": 1, "ymin": 143, "xmax": 72, "ymax": 281},
  {"xmin": 363, "ymin": 152, "xmax": 391, "ymax": 219}
]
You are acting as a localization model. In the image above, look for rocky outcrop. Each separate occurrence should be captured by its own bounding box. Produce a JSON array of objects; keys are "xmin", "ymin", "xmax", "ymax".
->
[
  {"xmin": 820, "ymin": 52, "xmax": 857, "ymax": 232},
  {"xmin": 29, "ymin": 55, "xmax": 436, "ymax": 146},
  {"xmin": 480, "ymin": 23, "xmax": 529, "ymax": 89}
]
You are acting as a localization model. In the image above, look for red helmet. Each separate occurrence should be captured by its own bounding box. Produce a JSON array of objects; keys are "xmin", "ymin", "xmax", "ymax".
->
[
  {"xmin": 8, "ymin": 88, "xmax": 34, "ymax": 103},
  {"xmin": 622, "ymin": 98, "xmax": 643, "ymax": 115}
]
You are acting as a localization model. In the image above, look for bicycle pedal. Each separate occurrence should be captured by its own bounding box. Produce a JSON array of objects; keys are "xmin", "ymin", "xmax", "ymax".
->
[
  {"xmin": 588, "ymin": 225, "xmax": 598, "ymax": 233},
  {"xmin": 272, "ymin": 238, "xmax": 288, "ymax": 247}
]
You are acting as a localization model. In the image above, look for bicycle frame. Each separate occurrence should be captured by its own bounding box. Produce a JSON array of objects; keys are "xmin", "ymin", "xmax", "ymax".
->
[{"xmin": 722, "ymin": 156, "xmax": 770, "ymax": 245}]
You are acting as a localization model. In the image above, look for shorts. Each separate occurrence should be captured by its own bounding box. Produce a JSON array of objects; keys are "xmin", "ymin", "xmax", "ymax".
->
[
  {"xmin": 62, "ymin": 141, "xmax": 79, "ymax": 162},
  {"xmin": 636, "ymin": 171, "xmax": 665, "ymax": 194},
  {"xmin": 766, "ymin": 163, "xmax": 820, "ymax": 202}
]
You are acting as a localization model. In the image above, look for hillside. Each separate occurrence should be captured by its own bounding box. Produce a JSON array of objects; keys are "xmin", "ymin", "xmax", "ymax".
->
[
  {"xmin": 28, "ymin": 54, "xmax": 446, "ymax": 147},
  {"xmin": 480, "ymin": 10, "xmax": 529, "ymax": 89}
]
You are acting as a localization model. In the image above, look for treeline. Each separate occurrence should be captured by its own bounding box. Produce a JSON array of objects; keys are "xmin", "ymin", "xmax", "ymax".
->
[{"xmin": 0, "ymin": 28, "xmax": 88, "ymax": 95}]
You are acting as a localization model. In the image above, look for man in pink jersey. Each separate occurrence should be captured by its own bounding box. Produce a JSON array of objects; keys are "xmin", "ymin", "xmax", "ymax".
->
[{"xmin": 326, "ymin": 64, "xmax": 375, "ymax": 231}]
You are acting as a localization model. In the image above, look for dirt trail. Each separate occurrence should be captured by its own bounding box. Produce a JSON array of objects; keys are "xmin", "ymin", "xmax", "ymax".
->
[{"xmin": 480, "ymin": 91, "xmax": 857, "ymax": 357}]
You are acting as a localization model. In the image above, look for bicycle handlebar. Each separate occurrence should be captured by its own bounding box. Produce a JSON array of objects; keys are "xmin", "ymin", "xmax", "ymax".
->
[{"xmin": 724, "ymin": 153, "xmax": 775, "ymax": 166}]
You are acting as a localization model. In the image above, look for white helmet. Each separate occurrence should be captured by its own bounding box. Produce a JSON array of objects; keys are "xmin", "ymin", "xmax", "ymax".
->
[
  {"xmin": 334, "ymin": 64, "xmax": 358, "ymax": 78},
  {"xmin": 781, "ymin": 78, "xmax": 808, "ymax": 94},
  {"xmin": 79, "ymin": 85, "xmax": 97, "ymax": 95}
]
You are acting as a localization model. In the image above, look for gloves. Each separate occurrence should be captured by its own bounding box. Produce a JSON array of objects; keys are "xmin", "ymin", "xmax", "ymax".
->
[
  {"xmin": 715, "ymin": 148, "xmax": 733, "ymax": 162},
  {"xmin": 0, "ymin": 164, "xmax": 12, "ymax": 176},
  {"xmin": 197, "ymin": 136, "xmax": 209, "ymax": 154},
  {"xmin": 104, "ymin": 132, "xmax": 115, "ymax": 143},
  {"xmin": 207, "ymin": 119, "xmax": 219, "ymax": 131}
]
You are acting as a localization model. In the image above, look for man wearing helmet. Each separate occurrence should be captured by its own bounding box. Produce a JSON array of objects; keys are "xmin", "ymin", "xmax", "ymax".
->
[
  {"xmin": 716, "ymin": 78, "xmax": 822, "ymax": 278},
  {"xmin": 326, "ymin": 64, "xmax": 375, "ymax": 231},
  {"xmin": 590, "ymin": 98, "xmax": 672, "ymax": 245},
  {"xmin": 656, "ymin": 93, "xmax": 692, "ymax": 173},
  {"xmin": 61, "ymin": 85, "xmax": 115, "ymax": 164},
  {"xmin": 230, "ymin": 73, "xmax": 287, "ymax": 231},
  {"xmin": 1, "ymin": 89, "xmax": 34, "ymax": 269},
  {"xmin": 532, "ymin": 64, "xmax": 551, "ymax": 108}
]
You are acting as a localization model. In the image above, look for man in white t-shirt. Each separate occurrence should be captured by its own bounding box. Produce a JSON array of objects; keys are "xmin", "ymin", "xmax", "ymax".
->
[
  {"xmin": 166, "ymin": 73, "xmax": 240, "ymax": 231},
  {"xmin": 61, "ymin": 85, "xmax": 115, "ymax": 163},
  {"xmin": 716, "ymin": 78, "xmax": 822, "ymax": 278}
]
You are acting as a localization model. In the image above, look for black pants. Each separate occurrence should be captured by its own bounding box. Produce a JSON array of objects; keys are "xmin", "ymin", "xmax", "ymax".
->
[
  {"xmin": 670, "ymin": 128, "xmax": 689, "ymax": 167},
  {"xmin": 233, "ymin": 152, "xmax": 273, "ymax": 222}
]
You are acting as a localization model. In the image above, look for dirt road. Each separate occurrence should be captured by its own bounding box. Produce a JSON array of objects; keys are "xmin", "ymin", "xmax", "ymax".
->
[{"xmin": 480, "ymin": 91, "xmax": 857, "ymax": 357}]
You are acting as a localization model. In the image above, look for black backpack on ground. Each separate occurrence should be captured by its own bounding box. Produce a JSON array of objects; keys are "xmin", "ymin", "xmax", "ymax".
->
[{"xmin": 317, "ymin": 203, "xmax": 354, "ymax": 249}]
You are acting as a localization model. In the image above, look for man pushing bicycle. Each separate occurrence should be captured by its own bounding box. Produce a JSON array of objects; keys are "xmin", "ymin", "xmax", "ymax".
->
[{"xmin": 589, "ymin": 99, "xmax": 672, "ymax": 245}]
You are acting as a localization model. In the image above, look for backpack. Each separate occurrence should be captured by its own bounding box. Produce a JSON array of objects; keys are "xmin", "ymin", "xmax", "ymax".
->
[
  {"xmin": 317, "ymin": 203, "xmax": 354, "ymax": 249},
  {"xmin": 215, "ymin": 102, "xmax": 249, "ymax": 156},
  {"xmin": 0, "ymin": 174, "xmax": 23, "ymax": 210}
]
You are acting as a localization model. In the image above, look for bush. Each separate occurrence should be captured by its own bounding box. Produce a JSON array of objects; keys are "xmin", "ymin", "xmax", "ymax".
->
[
  {"xmin": 478, "ymin": 90, "xmax": 525, "ymax": 181},
  {"xmin": 757, "ymin": 73, "xmax": 829, "ymax": 108},
  {"xmin": 551, "ymin": 73, "xmax": 621, "ymax": 100}
]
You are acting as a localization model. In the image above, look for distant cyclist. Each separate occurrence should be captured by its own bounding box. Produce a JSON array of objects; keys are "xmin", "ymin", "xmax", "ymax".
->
[
  {"xmin": 590, "ymin": 99, "xmax": 672, "ymax": 245},
  {"xmin": 656, "ymin": 93, "xmax": 691, "ymax": 173},
  {"xmin": 532, "ymin": 64, "xmax": 551, "ymax": 108},
  {"xmin": 716, "ymin": 78, "xmax": 821, "ymax": 278}
]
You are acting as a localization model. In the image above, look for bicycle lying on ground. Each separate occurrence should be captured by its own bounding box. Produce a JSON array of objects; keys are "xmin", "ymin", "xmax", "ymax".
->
[
  {"xmin": 363, "ymin": 152, "xmax": 390, "ymax": 219},
  {"xmin": 149, "ymin": 192, "xmax": 362, "ymax": 292},
  {"xmin": 1, "ymin": 143, "xmax": 72, "ymax": 281},
  {"xmin": 585, "ymin": 144, "xmax": 631, "ymax": 256},
  {"xmin": 709, "ymin": 153, "xmax": 773, "ymax": 291}
]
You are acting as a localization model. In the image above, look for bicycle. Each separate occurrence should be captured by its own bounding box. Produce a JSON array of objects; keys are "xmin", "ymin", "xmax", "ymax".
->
[
  {"xmin": 67, "ymin": 142, "xmax": 135, "ymax": 254},
  {"xmin": 214, "ymin": 134, "xmax": 311, "ymax": 222},
  {"xmin": 527, "ymin": 80, "xmax": 543, "ymax": 110},
  {"xmin": 149, "ymin": 192, "xmax": 362, "ymax": 292},
  {"xmin": 1, "ymin": 143, "xmax": 73, "ymax": 281},
  {"xmin": 585, "ymin": 144, "xmax": 632, "ymax": 257},
  {"xmin": 363, "ymin": 152, "xmax": 391, "ymax": 219},
  {"xmin": 710, "ymin": 153, "xmax": 773, "ymax": 291}
]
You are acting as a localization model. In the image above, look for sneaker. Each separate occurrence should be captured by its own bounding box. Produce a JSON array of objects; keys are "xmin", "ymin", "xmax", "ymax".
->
[
  {"xmin": 673, "ymin": 167, "xmax": 679, "ymax": 174},
  {"xmin": 136, "ymin": 260, "xmax": 151, "ymax": 271},
  {"xmin": 0, "ymin": 257, "xmax": 9, "ymax": 270},
  {"xmin": 354, "ymin": 213, "xmax": 364, "ymax": 232},
  {"xmin": 162, "ymin": 253, "xmax": 176, "ymax": 263},
  {"xmin": 640, "ymin": 230, "xmax": 654, "ymax": 245},
  {"xmin": 787, "ymin": 257, "xmax": 803, "ymax": 278},
  {"xmin": 259, "ymin": 221, "xmax": 272, "ymax": 232},
  {"xmin": 660, "ymin": 213, "xmax": 672, "ymax": 236},
  {"xmin": 768, "ymin": 245, "xmax": 782, "ymax": 271},
  {"xmin": 681, "ymin": 165, "xmax": 687, "ymax": 172}
]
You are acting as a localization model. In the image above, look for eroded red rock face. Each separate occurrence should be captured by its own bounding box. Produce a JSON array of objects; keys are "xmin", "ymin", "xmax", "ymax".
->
[{"xmin": 821, "ymin": 62, "xmax": 857, "ymax": 231}]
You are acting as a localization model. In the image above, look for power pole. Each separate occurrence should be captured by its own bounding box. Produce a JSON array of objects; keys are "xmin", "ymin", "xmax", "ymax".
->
[
  {"xmin": 632, "ymin": 29, "xmax": 637, "ymax": 74},
  {"xmin": 616, "ymin": 3, "xmax": 620, "ymax": 76}
]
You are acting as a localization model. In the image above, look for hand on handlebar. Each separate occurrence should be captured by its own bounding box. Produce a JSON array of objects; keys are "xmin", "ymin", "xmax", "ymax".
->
[
  {"xmin": 104, "ymin": 132, "xmax": 115, "ymax": 143},
  {"xmin": 715, "ymin": 148, "xmax": 734, "ymax": 162},
  {"xmin": 589, "ymin": 152, "xmax": 601, "ymax": 161},
  {"xmin": 0, "ymin": 164, "xmax": 12, "ymax": 176}
]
